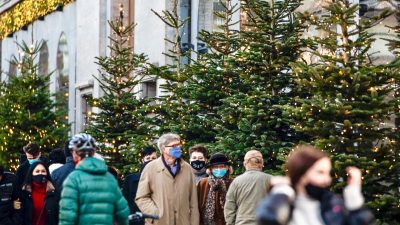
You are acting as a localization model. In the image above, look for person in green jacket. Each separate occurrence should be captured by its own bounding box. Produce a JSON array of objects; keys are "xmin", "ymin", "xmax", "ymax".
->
[{"xmin": 58, "ymin": 133, "xmax": 129, "ymax": 225}]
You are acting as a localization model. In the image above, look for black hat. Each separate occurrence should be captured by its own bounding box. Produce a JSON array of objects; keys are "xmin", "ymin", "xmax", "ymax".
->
[{"xmin": 208, "ymin": 152, "xmax": 231, "ymax": 167}]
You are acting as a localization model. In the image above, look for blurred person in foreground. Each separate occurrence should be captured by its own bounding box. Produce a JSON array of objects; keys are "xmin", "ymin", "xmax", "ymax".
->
[{"xmin": 256, "ymin": 145, "xmax": 375, "ymax": 225}]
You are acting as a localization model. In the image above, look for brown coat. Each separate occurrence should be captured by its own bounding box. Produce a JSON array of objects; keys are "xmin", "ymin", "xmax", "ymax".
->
[
  {"xmin": 198, "ymin": 177, "xmax": 232, "ymax": 225},
  {"xmin": 135, "ymin": 157, "xmax": 199, "ymax": 225}
]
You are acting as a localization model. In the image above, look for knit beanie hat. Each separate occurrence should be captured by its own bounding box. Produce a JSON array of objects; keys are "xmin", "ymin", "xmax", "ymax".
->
[{"xmin": 286, "ymin": 145, "xmax": 328, "ymax": 187}]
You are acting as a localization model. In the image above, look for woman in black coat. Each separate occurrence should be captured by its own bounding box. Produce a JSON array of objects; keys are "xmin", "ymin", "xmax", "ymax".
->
[{"xmin": 21, "ymin": 161, "xmax": 59, "ymax": 225}]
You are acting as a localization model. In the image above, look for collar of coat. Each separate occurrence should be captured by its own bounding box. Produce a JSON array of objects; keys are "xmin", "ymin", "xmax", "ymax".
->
[
  {"xmin": 22, "ymin": 181, "xmax": 56, "ymax": 193},
  {"xmin": 152, "ymin": 156, "xmax": 191, "ymax": 179}
]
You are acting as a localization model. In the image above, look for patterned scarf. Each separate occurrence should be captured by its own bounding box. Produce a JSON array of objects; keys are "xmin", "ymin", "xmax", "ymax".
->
[{"xmin": 203, "ymin": 176, "xmax": 229, "ymax": 225}]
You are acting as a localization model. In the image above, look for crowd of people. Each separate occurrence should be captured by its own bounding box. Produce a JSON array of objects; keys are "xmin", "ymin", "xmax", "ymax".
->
[{"xmin": 0, "ymin": 132, "xmax": 376, "ymax": 225}]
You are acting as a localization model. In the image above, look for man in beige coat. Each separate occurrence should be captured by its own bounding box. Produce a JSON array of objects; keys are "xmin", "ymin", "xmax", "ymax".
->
[
  {"xmin": 224, "ymin": 150, "xmax": 272, "ymax": 225},
  {"xmin": 135, "ymin": 133, "xmax": 200, "ymax": 225}
]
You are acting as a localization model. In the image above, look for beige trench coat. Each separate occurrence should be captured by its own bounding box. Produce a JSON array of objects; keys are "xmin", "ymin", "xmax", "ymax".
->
[{"xmin": 135, "ymin": 157, "xmax": 200, "ymax": 225}]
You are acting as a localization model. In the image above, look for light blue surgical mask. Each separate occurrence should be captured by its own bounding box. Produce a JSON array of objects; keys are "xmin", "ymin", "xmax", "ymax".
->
[
  {"xmin": 28, "ymin": 159, "xmax": 39, "ymax": 165},
  {"xmin": 169, "ymin": 146, "xmax": 182, "ymax": 159},
  {"xmin": 212, "ymin": 168, "xmax": 228, "ymax": 178}
]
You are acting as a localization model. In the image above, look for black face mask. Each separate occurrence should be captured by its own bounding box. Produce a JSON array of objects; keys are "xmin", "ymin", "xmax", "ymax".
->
[
  {"xmin": 32, "ymin": 174, "xmax": 47, "ymax": 184},
  {"xmin": 305, "ymin": 183, "xmax": 328, "ymax": 201},
  {"xmin": 190, "ymin": 160, "xmax": 206, "ymax": 171}
]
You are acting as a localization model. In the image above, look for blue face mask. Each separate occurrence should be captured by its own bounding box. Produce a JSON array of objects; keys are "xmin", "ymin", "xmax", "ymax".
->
[
  {"xmin": 28, "ymin": 159, "xmax": 39, "ymax": 165},
  {"xmin": 212, "ymin": 168, "xmax": 228, "ymax": 178},
  {"xmin": 168, "ymin": 146, "xmax": 182, "ymax": 159}
]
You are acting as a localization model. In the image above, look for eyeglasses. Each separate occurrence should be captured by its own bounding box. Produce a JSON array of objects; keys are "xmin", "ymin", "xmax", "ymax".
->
[{"xmin": 165, "ymin": 143, "xmax": 181, "ymax": 148}]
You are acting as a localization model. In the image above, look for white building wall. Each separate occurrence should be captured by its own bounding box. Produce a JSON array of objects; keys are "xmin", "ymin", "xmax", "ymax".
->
[
  {"xmin": 74, "ymin": 0, "xmax": 106, "ymax": 133},
  {"xmin": 134, "ymin": 0, "xmax": 167, "ymax": 97}
]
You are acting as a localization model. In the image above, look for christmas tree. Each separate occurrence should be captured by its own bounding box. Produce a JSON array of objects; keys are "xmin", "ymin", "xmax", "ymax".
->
[
  {"xmin": 0, "ymin": 41, "xmax": 68, "ymax": 171},
  {"xmin": 214, "ymin": 0, "xmax": 308, "ymax": 173},
  {"xmin": 385, "ymin": 0, "xmax": 400, "ymax": 62},
  {"xmin": 148, "ymin": 0, "xmax": 191, "ymax": 146},
  {"xmin": 288, "ymin": 0, "xmax": 399, "ymax": 223},
  {"xmin": 149, "ymin": 0, "xmax": 243, "ymax": 150},
  {"xmin": 171, "ymin": 0, "xmax": 244, "ymax": 148},
  {"xmin": 86, "ymin": 7, "xmax": 153, "ymax": 174}
]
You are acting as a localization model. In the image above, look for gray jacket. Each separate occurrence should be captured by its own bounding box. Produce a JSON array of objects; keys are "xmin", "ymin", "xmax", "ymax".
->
[{"xmin": 224, "ymin": 169, "xmax": 272, "ymax": 225}]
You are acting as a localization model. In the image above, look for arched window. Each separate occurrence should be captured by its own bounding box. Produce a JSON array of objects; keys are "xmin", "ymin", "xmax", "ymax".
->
[
  {"xmin": 39, "ymin": 42, "xmax": 49, "ymax": 76},
  {"xmin": 8, "ymin": 56, "xmax": 17, "ymax": 78},
  {"xmin": 56, "ymin": 33, "xmax": 69, "ymax": 122}
]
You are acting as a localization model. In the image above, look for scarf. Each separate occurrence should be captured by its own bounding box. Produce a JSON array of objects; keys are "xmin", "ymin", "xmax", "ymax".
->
[
  {"xmin": 203, "ymin": 176, "xmax": 229, "ymax": 225},
  {"xmin": 32, "ymin": 181, "xmax": 47, "ymax": 225}
]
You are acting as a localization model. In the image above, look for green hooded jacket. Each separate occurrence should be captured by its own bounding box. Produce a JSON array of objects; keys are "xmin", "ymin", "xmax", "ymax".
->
[{"xmin": 59, "ymin": 157, "xmax": 129, "ymax": 225}]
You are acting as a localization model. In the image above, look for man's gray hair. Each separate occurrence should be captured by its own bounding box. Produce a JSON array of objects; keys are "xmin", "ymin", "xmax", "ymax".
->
[{"xmin": 157, "ymin": 133, "xmax": 181, "ymax": 152}]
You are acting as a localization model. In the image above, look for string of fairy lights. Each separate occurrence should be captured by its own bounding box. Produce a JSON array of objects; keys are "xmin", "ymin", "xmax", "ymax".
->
[{"xmin": 0, "ymin": 0, "xmax": 74, "ymax": 39}]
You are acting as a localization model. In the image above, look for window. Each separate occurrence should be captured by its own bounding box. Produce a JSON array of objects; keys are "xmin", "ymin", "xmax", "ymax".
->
[
  {"xmin": 360, "ymin": 0, "xmax": 397, "ymax": 18},
  {"xmin": 81, "ymin": 94, "xmax": 92, "ymax": 131},
  {"xmin": 8, "ymin": 56, "xmax": 17, "ymax": 78},
  {"xmin": 141, "ymin": 80, "xmax": 157, "ymax": 99},
  {"xmin": 141, "ymin": 79, "xmax": 157, "ymax": 106},
  {"xmin": 38, "ymin": 42, "xmax": 49, "ymax": 76},
  {"xmin": 212, "ymin": 0, "xmax": 225, "ymax": 32},
  {"xmin": 56, "ymin": 33, "xmax": 69, "ymax": 122}
]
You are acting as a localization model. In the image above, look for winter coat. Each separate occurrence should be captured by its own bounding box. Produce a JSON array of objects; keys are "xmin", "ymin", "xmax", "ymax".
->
[
  {"xmin": 0, "ymin": 172, "xmax": 22, "ymax": 225},
  {"xmin": 48, "ymin": 163, "xmax": 63, "ymax": 175},
  {"xmin": 122, "ymin": 172, "xmax": 144, "ymax": 225},
  {"xmin": 256, "ymin": 185, "xmax": 375, "ymax": 225},
  {"xmin": 16, "ymin": 161, "xmax": 31, "ymax": 189},
  {"xmin": 58, "ymin": 157, "xmax": 129, "ymax": 225},
  {"xmin": 21, "ymin": 181, "xmax": 59, "ymax": 225},
  {"xmin": 51, "ymin": 156, "xmax": 75, "ymax": 190},
  {"xmin": 198, "ymin": 177, "xmax": 232, "ymax": 225},
  {"xmin": 135, "ymin": 157, "xmax": 200, "ymax": 225},
  {"xmin": 224, "ymin": 169, "xmax": 272, "ymax": 225},
  {"xmin": 194, "ymin": 171, "xmax": 208, "ymax": 184}
]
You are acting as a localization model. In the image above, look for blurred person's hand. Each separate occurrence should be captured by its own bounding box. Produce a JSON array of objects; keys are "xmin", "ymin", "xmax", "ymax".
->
[
  {"xmin": 346, "ymin": 166, "xmax": 362, "ymax": 187},
  {"xmin": 269, "ymin": 176, "xmax": 291, "ymax": 186}
]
